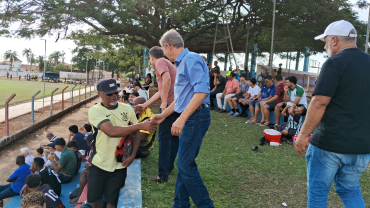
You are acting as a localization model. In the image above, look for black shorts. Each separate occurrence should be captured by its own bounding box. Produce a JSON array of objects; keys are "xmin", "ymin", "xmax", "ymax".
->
[
  {"xmin": 231, "ymin": 95, "xmax": 245, "ymax": 100},
  {"xmin": 87, "ymin": 165, "xmax": 127, "ymax": 206},
  {"xmin": 266, "ymin": 101, "xmax": 280, "ymax": 111}
]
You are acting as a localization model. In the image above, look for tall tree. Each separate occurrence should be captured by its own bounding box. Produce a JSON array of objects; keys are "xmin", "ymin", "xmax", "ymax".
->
[
  {"xmin": 4, "ymin": 50, "xmax": 19, "ymax": 71},
  {"xmin": 36, "ymin": 55, "xmax": 44, "ymax": 71},
  {"xmin": 22, "ymin": 48, "xmax": 32, "ymax": 71},
  {"xmin": 71, "ymin": 47, "xmax": 96, "ymax": 79},
  {"xmin": 48, "ymin": 51, "xmax": 62, "ymax": 65},
  {"xmin": 29, "ymin": 53, "xmax": 36, "ymax": 71},
  {"xmin": 0, "ymin": 0, "xmax": 366, "ymax": 54}
]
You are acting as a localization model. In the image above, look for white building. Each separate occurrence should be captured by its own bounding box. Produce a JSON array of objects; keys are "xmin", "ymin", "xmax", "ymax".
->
[{"xmin": 0, "ymin": 58, "xmax": 23, "ymax": 71}]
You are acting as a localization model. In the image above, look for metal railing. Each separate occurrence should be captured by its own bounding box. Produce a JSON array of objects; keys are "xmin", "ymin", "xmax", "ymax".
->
[
  {"xmin": 4, "ymin": 93, "xmax": 16, "ymax": 136},
  {"xmin": 31, "ymin": 90, "xmax": 41, "ymax": 124},
  {"xmin": 50, "ymin": 88, "xmax": 59, "ymax": 116}
]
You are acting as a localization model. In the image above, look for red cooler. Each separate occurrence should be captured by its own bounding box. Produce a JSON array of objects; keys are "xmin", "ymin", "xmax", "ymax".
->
[{"xmin": 263, "ymin": 129, "xmax": 282, "ymax": 144}]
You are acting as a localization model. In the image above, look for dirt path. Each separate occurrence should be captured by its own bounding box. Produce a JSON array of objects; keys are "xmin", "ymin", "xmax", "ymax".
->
[{"xmin": 0, "ymin": 97, "xmax": 100, "ymax": 205}]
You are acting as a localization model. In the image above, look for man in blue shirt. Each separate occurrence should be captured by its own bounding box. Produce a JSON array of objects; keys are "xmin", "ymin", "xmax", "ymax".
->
[
  {"xmin": 247, "ymin": 75, "xmax": 276, "ymax": 124},
  {"xmin": 68, "ymin": 125, "xmax": 90, "ymax": 155},
  {"xmin": 0, "ymin": 156, "xmax": 31, "ymax": 200},
  {"xmin": 153, "ymin": 29, "xmax": 214, "ymax": 208}
]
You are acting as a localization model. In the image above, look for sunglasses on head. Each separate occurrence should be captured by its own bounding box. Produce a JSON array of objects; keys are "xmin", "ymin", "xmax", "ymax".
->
[{"xmin": 106, "ymin": 91, "xmax": 119, "ymax": 96}]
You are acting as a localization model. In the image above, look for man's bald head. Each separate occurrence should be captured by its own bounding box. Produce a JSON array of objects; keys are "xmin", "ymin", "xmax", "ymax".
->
[{"xmin": 133, "ymin": 97, "xmax": 146, "ymax": 106}]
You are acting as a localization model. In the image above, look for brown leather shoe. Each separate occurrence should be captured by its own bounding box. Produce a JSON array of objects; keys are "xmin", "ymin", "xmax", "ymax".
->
[{"xmin": 150, "ymin": 175, "xmax": 168, "ymax": 183}]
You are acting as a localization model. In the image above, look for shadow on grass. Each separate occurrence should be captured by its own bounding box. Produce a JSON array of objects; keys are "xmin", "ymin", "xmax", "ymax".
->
[{"xmin": 142, "ymin": 108, "xmax": 369, "ymax": 208}]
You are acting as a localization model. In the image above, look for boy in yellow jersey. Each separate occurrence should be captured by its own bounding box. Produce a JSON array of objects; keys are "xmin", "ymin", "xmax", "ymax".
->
[{"xmin": 133, "ymin": 97, "xmax": 156, "ymax": 158}]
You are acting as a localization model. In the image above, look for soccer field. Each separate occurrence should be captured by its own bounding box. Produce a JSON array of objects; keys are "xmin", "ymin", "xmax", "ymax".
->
[{"xmin": 0, "ymin": 76, "xmax": 86, "ymax": 108}]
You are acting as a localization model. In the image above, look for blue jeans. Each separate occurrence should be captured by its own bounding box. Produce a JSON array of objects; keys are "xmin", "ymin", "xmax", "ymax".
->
[
  {"xmin": 58, "ymin": 173, "xmax": 73, "ymax": 184},
  {"xmin": 306, "ymin": 145, "xmax": 370, "ymax": 208},
  {"xmin": 209, "ymin": 91, "xmax": 219, "ymax": 108},
  {"xmin": 173, "ymin": 107, "xmax": 214, "ymax": 208},
  {"xmin": 0, "ymin": 184, "xmax": 19, "ymax": 201},
  {"xmin": 158, "ymin": 110, "xmax": 180, "ymax": 180}
]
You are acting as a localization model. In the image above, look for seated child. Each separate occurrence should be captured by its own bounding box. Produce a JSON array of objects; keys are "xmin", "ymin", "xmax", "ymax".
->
[
  {"xmin": 132, "ymin": 97, "xmax": 156, "ymax": 158},
  {"xmin": 275, "ymin": 103, "xmax": 306, "ymax": 144}
]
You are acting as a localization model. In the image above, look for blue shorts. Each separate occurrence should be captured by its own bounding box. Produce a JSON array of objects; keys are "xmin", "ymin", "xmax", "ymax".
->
[{"xmin": 249, "ymin": 100, "xmax": 261, "ymax": 107}]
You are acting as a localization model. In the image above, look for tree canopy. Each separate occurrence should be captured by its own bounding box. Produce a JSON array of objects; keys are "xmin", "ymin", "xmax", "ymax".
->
[{"xmin": 0, "ymin": 0, "xmax": 367, "ymax": 55}]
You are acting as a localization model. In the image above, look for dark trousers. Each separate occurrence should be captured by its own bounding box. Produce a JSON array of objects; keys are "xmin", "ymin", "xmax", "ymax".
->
[
  {"xmin": 0, "ymin": 184, "xmax": 18, "ymax": 201},
  {"xmin": 158, "ymin": 110, "xmax": 180, "ymax": 180},
  {"xmin": 209, "ymin": 91, "xmax": 220, "ymax": 108},
  {"xmin": 240, "ymin": 103, "xmax": 249, "ymax": 114}
]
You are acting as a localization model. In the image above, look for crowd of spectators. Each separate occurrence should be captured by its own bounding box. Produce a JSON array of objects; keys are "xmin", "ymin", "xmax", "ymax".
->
[{"xmin": 210, "ymin": 67, "xmax": 308, "ymax": 144}]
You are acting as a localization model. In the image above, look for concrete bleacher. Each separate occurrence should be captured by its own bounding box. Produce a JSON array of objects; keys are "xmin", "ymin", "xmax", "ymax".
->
[{"xmin": 5, "ymin": 159, "xmax": 143, "ymax": 208}]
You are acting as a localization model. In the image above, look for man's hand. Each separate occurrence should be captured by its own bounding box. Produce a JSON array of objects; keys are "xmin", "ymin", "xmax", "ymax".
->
[
  {"xmin": 121, "ymin": 156, "xmax": 135, "ymax": 167},
  {"xmin": 284, "ymin": 85, "xmax": 289, "ymax": 92},
  {"xmin": 222, "ymin": 93, "xmax": 226, "ymax": 98},
  {"xmin": 48, "ymin": 153, "xmax": 55, "ymax": 161},
  {"xmin": 152, "ymin": 114, "xmax": 165, "ymax": 124},
  {"xmin": 134, "ymin": 104, "xmax": 146, "ymax": 114},
  {"xmin": 139, "ymin": 119, "xmax": 158, "ymax": 132},
  {"xmin": 171, "ymin": 117, "xmax": 186, "ymax": 136},
  {"xmin": 20, "ymin": 184, "xmax": 29, "ymax": 196},
  {"xmin": 295, "ymin": 134, "xmax": 309, "ymax": 156}
]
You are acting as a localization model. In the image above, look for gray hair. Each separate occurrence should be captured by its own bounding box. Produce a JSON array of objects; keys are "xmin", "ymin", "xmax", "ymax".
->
[
  {"xmin": 20, "ymin": 148, "xmax": 30, "ymax": 155},
  {"xmin": 327, "ymin": 28, "xmax": 357, "ymax": 43},
  {"xmin": 159, "ymin": 29, "xmax": 184, "ymax": 48},
  {"xmin": 149, "ymin": 46, "xmax": 165, "ymax": 59}
]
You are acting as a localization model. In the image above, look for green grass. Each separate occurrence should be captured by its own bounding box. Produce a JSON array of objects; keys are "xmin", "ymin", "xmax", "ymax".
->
[
  {"xmin": 142, "ymin": 108, "xmax": 370, "ymax": 207},
  {"xmin": 0, "ymin": 77, "xmax": 90, "ymax": 108}
]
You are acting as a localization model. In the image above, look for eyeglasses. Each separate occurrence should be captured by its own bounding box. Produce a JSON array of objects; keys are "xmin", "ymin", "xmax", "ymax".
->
[{"xmin": 106, "ymin": 91, "xmax": 119, "ymax": 97}]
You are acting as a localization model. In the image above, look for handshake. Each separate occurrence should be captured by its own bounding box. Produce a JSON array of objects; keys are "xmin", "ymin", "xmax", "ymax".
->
[{"xmin": 138, "ymin": 114, "xmax": 166, "ymax": 133}]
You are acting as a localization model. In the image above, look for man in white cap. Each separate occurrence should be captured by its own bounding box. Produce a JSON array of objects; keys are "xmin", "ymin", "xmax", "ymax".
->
[{"xmin": 295, "ymin": 20, "xmax": 370, "ymax": 208}]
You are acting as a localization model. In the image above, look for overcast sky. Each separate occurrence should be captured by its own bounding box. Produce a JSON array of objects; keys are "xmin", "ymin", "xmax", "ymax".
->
[{"xmin": 0, "ymin": 1, "xmax": 368, "ymax": 73}]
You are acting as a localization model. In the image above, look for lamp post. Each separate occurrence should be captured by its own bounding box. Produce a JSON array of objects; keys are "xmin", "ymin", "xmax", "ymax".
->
[
  {"xmin": 40, "ymin": 39, "xmax": 46, "ymax": 111},
  {"xmin": 69, "ymin": 49, "xmax": 73, "ymax": 98}
]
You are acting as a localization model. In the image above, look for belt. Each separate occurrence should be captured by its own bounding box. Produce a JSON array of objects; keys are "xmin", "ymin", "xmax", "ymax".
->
[
  {"xmin": 62, "ymin": 173, "xmax": 73, "ymax": 177},
  {"xmin": 196, "ymin": 104, "xmax": 209, "ymax": 111}
]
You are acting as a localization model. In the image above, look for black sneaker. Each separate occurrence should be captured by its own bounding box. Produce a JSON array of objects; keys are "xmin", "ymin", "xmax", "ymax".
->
[
  {"xmin": 241, "ymin": 113, "xmax": 248, "ymax": 118},
  {"xmin": 218, "ymin": 109, "xmax": 226, "ymax": 113},
  {"xmin": 216, "ymin": 108, "xmax": 222, "ymax": 112}
]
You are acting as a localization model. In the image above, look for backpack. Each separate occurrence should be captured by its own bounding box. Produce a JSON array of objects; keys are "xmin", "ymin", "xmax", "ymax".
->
[{"xmin": 115, "ymin": 134, "xmax": 133, "ymax": 162}]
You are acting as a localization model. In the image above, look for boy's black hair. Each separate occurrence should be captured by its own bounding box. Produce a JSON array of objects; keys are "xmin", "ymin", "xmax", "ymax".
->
[{"xmin": 249, "ymin": 78, "xmax": 256, "ymax": 85}]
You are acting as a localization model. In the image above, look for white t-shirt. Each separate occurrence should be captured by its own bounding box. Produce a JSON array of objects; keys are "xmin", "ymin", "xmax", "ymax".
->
[
  {"xmin": 247, "ymin": 85, "xmax": 261, "ymax": 98},
  {"xmin": 138, "ymin": 89, "xmax": 148, "ymax": 101},
  {"xmin": 25, "ymin": 154, "xmax": 35, "ymax": 166},
  {"xmin": 45, "ymin": 151, "xmax": 61, "ymax": 167}
]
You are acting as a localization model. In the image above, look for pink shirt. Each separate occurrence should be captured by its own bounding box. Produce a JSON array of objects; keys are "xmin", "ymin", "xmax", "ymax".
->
[
  {"xmin": 225, "ymin": 79, "xmax": 238, "ymax": 94},
  {"xmin": 155, "ymin": 58, "xmax": 177, "ymax": 105}
]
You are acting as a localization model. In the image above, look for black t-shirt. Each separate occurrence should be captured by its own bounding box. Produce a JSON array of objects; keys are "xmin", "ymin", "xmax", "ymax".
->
[
  {"xmin": 310, "ymin": 48, "xmax": 370, "ymax": 154},
  {"xmin": 209, "ymin": 76, "xmax": 215, "ymax": 90},
  {"xmin": 39, "ymin": 167, "xmax": 62, "ymax": 196},
  {"xmin": 277, "ymin": 68, "xmax": 282, "ymax": 74},
  {"xmin": 37, "ymin": 184, "xmax": 65, "ymax": 208},
  {"xmin": 74, "ymin": 150, "xmax": 82, "ymax": 175}
]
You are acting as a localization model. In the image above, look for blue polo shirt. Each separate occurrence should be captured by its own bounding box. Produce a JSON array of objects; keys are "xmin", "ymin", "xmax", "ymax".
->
[
  {"xmin": 9, "ymin": 164, "xmax": 31, "ymax": 193},
  {"xmin": 260, "ymin": 84, "xmax": 277, "ymax": 99},
  {"xmin": 174, "ymin": 48, "xmax": 210, "ymax": 113}
]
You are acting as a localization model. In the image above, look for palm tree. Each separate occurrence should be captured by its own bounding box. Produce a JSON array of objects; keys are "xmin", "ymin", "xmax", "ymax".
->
[
  {"xmin": 29, "ymin": 53, "xmax": 36, "ymax": 71},
  {"xmin": 49, "ymin": 51, "xmax": 62, "ymax": 65},
  {"xmin": 22, "ymin": 48, "xmax": 32, "ymax": 71},
  {"xmin": 4, "ymin": 50, "xmax": 20, "ymax": 71},
  {"xmin": 37, "ymin": 55, "xmax": 44, "ymax": 71}
]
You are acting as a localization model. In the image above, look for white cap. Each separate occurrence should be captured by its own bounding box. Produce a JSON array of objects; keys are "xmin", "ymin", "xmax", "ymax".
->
[{"xmin": 314, "ymin": 20, "xmax": 357, "ymax": 41}]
